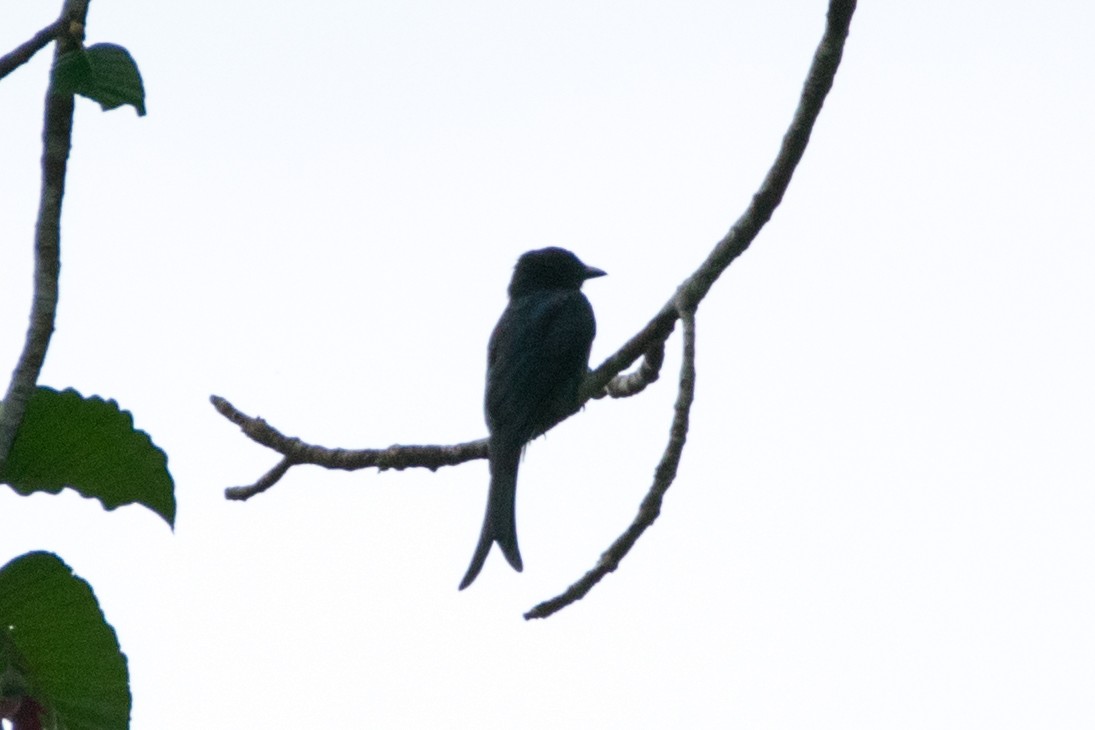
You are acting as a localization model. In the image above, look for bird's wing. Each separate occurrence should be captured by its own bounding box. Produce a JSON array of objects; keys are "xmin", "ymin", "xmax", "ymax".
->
[{"xmin": 485, "ymin": 290, "xmax": 596, "ymax": 444}]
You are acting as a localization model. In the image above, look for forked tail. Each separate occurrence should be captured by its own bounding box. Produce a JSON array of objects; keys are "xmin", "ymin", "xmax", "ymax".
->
[{"xmin": 458, "ymin": 444, "xmax": 523, "ymax": 590}]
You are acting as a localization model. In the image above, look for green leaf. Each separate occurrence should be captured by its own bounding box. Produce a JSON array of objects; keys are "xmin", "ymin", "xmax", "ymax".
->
[
  {"xmin": 0, "ymin": 387, "xmax": 175, "ymax": 527},
  {"xmin": 52, "ymin": 43, "xmax": 146, "ymax": 116},
  {"xmin": 0, "ymin": 552, "xmax": 130, "ymax": 730},
  {"xmin": 83, "ymin": 44, "xmax": 146, "ymax": 116},
  {"xmin": 51, "ymin": 47, "xmax": 93, "ymax": 94}
]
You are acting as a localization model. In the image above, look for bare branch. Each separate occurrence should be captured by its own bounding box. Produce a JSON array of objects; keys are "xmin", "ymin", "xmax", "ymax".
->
[
  {"xmin": 213, "ymin": 341, "xmax": 662, "ymax": 499},
  {"xmin": 585, "ymin": 0, "xmax": 857, "ymax": 395},
  {"xmin": 225, "ymin": 457, "xmax": 294, "ymax": 501},
  {"xmin": 0, "ymin": 18, "xmax": 67, "ymax": 82},
  {"xmin": 600, "ymin": 342, "xmax": 665, "ymax": 399},
  {"xmin": 525, "ymin": 0, "xmax": 857, "ymax": 616},
  {"xmin": 526, "ymin": 304, "xmax": 697, "ymax": 620},
  {"xmin": 213, "ymin": 395, "xmax": 488, "ymax": 501},
  {"xmin": 0, "ymin": 0, "xmax": 90, "ymax": 470}
]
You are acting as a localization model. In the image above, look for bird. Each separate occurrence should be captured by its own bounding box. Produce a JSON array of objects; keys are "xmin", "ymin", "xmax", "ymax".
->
[{"xmin": 458, "ymin": 247, "xmax": 605, "ymax": 590}]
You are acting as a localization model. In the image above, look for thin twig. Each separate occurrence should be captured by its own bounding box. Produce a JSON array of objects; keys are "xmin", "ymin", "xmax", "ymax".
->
[
  {"xmin": 600, "ymin": 342, "xmax": 665, "ymax": 399},
  {"xmin": 225, "ymin": 457, "xmax": 293, "ymax": 501},
  {"xmin": 214, "ymin": 395, "xmax": 488, "ymax": 500},
  {"xmin": 526, "ymin": 305, "xmax": 697, "ymax": 620},
  {"xmin": 0, "ymin": 18, "xmax": 67, "ymax": 82},
  {"xmin": 0, "ymin": 1, "xmax": 89, "ymax": 470}
]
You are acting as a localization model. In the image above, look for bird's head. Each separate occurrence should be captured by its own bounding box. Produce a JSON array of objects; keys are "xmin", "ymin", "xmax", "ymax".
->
[{"xmin": 507, "ymin": 247, "xmax": 606, "ymax": 298}]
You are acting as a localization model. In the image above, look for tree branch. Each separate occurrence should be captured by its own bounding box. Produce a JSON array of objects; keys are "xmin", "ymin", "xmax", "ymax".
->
[
  {"xmin": 0, "ymin": 18, "xmax": 67, "ymax": 82},
  {"xmin": 587, "ymin": 0, "xmax": 856, "ymax": 391},
  {"xmin": 601, "ymin": 342, "xmax": 665, "ymax": 399},
  {"xmin": 214, "ymin": 395, "xmax": 488, "ymax": 500},
  {"xmin": 0, "ymin": 0, "xmax": 89, "ymax": 470},
  {"xmin": 526, "ymin": 304, "xmax": 697, "ymax": 620},
  {"xmin": 524, "ymin": 0, "xmax": 857, "ymax": 617}
]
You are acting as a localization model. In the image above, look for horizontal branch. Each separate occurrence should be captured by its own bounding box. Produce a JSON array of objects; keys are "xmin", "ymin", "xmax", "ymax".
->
[{"xmin": 213, "ymin": 395, "xmax": 487, "ymax": 499}]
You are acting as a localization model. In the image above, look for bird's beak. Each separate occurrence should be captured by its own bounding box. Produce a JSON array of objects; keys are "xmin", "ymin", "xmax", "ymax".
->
[{"xmin": 584, "ymin": 265, "xmax": 607, "ymax": 280}]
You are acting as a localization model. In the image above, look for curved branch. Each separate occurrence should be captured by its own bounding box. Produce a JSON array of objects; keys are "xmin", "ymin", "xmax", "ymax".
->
[
  {"xmin": 600, "ymin": 342, "xmax": 665, "ymax": 399},
  {"xmin": 584, "ymin": 0, "xmax": 856, "ymax": 397},
  {"xmin": 0, "ymin": 1, "xmax": 89, "ymax": 470},
  {"xmin": 526, "ymin": 304, "xmax": 697, "ymax": 620},
  {"xmin": 526, "ymin": 0, "xmax": 856, "ymax": 616},
  {"xmin": 226, "ymin": 456, "xmax": 293, "ymax": 500}
]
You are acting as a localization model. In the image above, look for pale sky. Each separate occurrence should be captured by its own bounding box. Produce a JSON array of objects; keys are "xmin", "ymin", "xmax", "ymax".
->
[{"xmin": 1, "ymin": 2, "xmax": 1093, "ymax": 728}]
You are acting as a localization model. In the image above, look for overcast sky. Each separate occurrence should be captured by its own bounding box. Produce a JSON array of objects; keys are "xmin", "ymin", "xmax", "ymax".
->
[{"xmin": 1, "ymin": 2, "xmax": 1094, "ymax": 728}]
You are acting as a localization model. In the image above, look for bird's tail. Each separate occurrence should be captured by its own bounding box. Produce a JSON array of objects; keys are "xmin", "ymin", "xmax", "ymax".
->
[{"xmin": 458, "ymin": 444, "xmax": 523, "ymax": 590}]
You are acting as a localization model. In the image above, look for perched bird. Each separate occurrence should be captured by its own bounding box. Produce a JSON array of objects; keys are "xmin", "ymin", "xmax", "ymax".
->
[{"xmin": 459, "ymin": 247, "xmax": 605, "ymax": 590}]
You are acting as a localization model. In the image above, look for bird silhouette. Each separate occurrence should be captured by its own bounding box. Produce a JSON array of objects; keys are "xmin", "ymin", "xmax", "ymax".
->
[{"xmin": 459, "ymin": 247, "xmax": 605, "ymax": 590}]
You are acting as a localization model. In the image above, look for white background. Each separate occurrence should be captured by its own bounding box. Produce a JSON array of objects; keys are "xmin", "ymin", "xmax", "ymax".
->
[{"xmin": 1, "ymin": 1, "xmax": 1093, "ymax": 727}]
